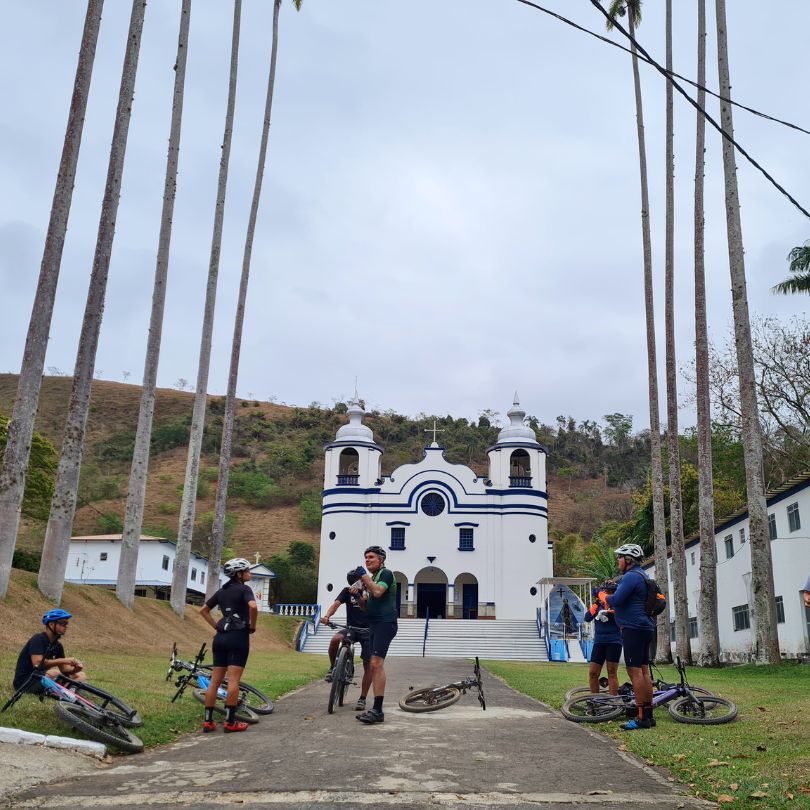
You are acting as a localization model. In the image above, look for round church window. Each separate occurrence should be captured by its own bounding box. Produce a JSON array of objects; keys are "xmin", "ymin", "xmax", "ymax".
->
[
  {"xmin": 529, "ymin": 534, "xmax": 536, "ymax": 543},
  {"xmin": 329, "ymin": 531, "xmax": 336, "ymax": 540},
  {"xmin": 327, "ymin": 583, "xmax": 333, "ymax": 592},
  {"xmin": 530, "ymin": 586, "xmax": 537, "ymax": 596},
  {"xmin": 420, "ymin": 492, "xmax": 445, "ymax": 517}
]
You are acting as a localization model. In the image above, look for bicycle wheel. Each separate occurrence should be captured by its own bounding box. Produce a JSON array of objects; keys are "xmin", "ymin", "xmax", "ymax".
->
[
  {"xmin": 191, "ymin": 688, "xmax": 260, "ymax": 724},
  {"xmin": 561, "ymin": 694, "xmax": 624, "ymax": 723},
  {"xmin": 564, "ymin": 686, "xmax": 608, "ymax": 701},
  {"xmin": 238, "ymin": 682, "xmax": 274, "ymax": 715},
  {"xmin": 668, "ymin": 696, "xmax": 737, "ymax": 725},
  {"xmin": 338, "ymin": 655, "xmax": 355, "ymax": 708},
  {"xmin": 54, "ymin": 702, "xmax": 144, "ymax": 754},
  {"xmin": 328, "ymin": 648, "xmax": 349, "ymax": 714},
  {"xmin": 59, "ymin": 678, "xmax": 142, "ymax": 728},
  {"xmin": 399, "ymin": 686, "xmax": 461, "ymax": 713}
]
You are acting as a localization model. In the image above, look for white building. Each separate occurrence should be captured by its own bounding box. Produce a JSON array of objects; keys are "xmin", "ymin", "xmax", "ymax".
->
[
  {"xmin": 646, "ymin": 472, "xmax": 810, "ymax": 661},
  {"xmin": 316, "ymin": 396, "xmax": 552, "ymax": 620},
  {"xmin": 65, "ymin": 534, "xmax": 222, "ymax": 604}
]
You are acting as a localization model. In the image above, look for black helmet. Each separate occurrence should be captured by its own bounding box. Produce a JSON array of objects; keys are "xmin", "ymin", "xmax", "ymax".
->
[
  {"xmin": 347, "ymin": 569, "xmax": 360, "ymax": 585},
  {"xmin": 364, "ymin": 545, "xmax": 387, "ymax": 561}
]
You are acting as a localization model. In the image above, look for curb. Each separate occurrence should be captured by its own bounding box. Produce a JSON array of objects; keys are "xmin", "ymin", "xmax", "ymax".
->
[{"xmin": 0, "ymin": 726, "xmax": 106, "ymax": 758}]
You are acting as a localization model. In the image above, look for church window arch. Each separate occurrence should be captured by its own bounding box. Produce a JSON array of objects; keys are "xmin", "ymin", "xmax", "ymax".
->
[
  {"xmin": 337, "ymin": 448, "xmax": 359, "ymax": 486},
  {"xmin": 509, "ymin": 450, "xmax": 531, "ymax": 487},
  {"xmin": 420, "ymin": 492, "xmax": 445, "ymax": 517}
]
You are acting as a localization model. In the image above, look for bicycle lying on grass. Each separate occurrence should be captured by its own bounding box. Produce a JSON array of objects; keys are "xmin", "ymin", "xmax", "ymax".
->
[
  {"xmin": 399, "ymin": 657, "xmax": 486, "ymax": 713},
  {"xmin": 2, "ymin": 670, "xmax": 144, "ymax": 753},
  {"xmin": 324, "ymin": 622, "xmax": 368, "ymax": 714},
  {"xmin": 562, "ymin": 656, "xmax": 736, "ymax": 725},
  {"xmin": 166, "ymin": 642, "xmax": 274, "ymax": 723}
]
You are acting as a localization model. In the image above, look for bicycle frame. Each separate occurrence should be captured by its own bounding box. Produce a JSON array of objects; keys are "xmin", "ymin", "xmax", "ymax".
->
[{"xmin": 3, "ymin": 670, "xmax": 106, "ymax": 716}]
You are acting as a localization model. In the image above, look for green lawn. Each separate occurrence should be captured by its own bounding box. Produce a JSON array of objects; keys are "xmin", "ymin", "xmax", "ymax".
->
[{"xmin": 485, "ymin": 660, "xmax": 810, "ymax": 809}]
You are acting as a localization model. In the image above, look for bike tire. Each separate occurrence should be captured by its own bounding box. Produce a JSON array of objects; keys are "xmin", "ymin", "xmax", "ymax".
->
[
  {"xmin": 339, "ymin": 656, "xmax": 354, "ymax": 708},
  {"xmin": 59, "ymin": 678, "xmax": 142, "ymax": 728},
  {"xmin": 328, "ymin": 648, "xmax": 349, "ymax": 714},
  {"xmin": 561, "ymin": 694, "xmax": 625, "ymax": 723},
  {"xmin": 399, "ymin": 686, "xmax": 461, "ymax": 713},
  {"xmin": 191, "ymin": 688, "xmax": 260, "ymax": 724},
  {"xmin": 564, "ymin": 686, "xmax": 608, "ymax": 701},
  {"xmin": 54, "ymin": 701, "xmax": 144, "ymax": 754},
  {"xmin": 668, "ymin": 695, "xmax": 738, "ymax": 725},
  {"xmin": 238, "ymin": 682, "xmax": 274, "ymax": 715}
]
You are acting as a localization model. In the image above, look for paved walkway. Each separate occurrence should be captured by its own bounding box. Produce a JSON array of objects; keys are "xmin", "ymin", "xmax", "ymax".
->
[{"xmin": 7, "ymin": 658, "xmax": 709, "ymax": 809}]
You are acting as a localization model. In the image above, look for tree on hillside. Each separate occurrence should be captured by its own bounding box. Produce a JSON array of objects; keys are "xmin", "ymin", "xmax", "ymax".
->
[
  {"xmin": 206, "ymin": 0, "xmax": 304, "ymax": 600},
  {"xmin": 0, "ymin": 0, "xmax": 104, "ymax": 600},
  {"xmin": 38, "ymin": 0, "xmax": 148, "ymax": 603},
  {"xmin": 772, "ymin": 241, "xmax": 810, "ymax": 295},
  {"xmin": 606, "ymin": 0, "xmax": 671, "ymax": 662},
  {"xmin": 117, "ymin": 0, "xmax": 192, "ymax": 609},
  {"xmin": 0, "ymin": 417, "xmax": 58, "ymax": 521},
  {"xmin": 603, "ymin": 413, "xmax": 633, "ymax": 447},
  {"xmin": 172, "ymin": 0, "xmax": 243, "ymax": 616},
  {"xmin": 267, "ymin": 541, "xmax": 317, "ymax": 604}
]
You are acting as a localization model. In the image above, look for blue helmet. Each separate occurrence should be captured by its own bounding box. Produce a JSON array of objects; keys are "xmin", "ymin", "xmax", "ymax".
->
[{"xmin": 42, "ymin": 608, "xmax": 72, "ymax": 626}]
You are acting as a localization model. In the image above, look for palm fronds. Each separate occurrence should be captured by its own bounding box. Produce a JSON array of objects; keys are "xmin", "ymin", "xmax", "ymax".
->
[{"xmin": 772, "ymin": 241, "xmax": 810, "ymax": 295}]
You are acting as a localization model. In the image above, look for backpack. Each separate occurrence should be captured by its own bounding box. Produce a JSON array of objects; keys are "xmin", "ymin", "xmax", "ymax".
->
[{"xmin": 631, "ymin": 568, "xmax": 667, "ymax": 617}]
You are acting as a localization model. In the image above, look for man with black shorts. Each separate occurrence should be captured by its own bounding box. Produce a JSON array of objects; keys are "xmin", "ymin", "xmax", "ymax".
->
[
  {"xmin": 355, "ymin": 545, "xmax": 397, "ymax": 724},
  {"xmin": 321, "ymin": 568, "xmax": 372, "ymax": 712},
  {"xmin": 583, "ymin": 584, "xmax": 622, "ymax": 695},
  {"xmin": 604, "ymin": 543, "xmax": 656, "ymax": 730}
]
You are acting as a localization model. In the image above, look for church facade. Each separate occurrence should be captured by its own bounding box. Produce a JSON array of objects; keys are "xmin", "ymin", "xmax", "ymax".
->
[{"xmin": 316, "ymin": 397, "xmax": 552, "ymax": 620}]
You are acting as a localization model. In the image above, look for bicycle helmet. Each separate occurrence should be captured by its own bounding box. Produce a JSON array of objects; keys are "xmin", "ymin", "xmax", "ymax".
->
[
  {"xmin": 42, "ymin": 608, "xmax": 72, "ymax": 626},
  {"xmin": 364, "ymin": 545, "xmax": 386, "ymax": 561},
  {"xmin": 223, "ymin": 557, "xmax": 251, "ymax": 577},
  {"xmin": 614, "ymin": 543, "xmax": 644, "ymax": 561},
  {"xmin": 347, "ymin": 568, "xmax": 365, "ymax": 585}
]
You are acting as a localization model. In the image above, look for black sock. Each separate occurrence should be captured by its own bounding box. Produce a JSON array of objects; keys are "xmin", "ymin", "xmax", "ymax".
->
[
  {"xmin": 205, "ymin": 707, "xmax": 214, "ymax": 723},
  {"xmin": 642, "ymin": 702, "xmax": 654, "ymax": 721},
  {"xmin": 373, "ymin": 696, "xmax": 384, "ymax": 712},
  {"xmin": 226, "ymin": 705, "xmax": 237, "ymax": 724}
]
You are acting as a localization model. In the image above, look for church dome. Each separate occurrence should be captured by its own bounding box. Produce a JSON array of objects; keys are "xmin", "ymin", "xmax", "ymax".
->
[
  {"xmin": 495, "ymin": 393, "xmax": 540, "ymax": 446},
  {"xmin": 335, "ymin": 398, "xmax": 375, "ymax": 444}
]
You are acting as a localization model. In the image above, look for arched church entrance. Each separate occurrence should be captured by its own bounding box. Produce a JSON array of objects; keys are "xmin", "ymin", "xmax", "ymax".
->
[
  {"xmin": 392, "ymin": 571, "xmax": 407, "ymax": 618},
  {"xmin": 454, "ymin": 573, "xmax": 479, "ymax": 619},
  {"xmin": 414, "ymin": 567, "xmax": 448, "ymax": 619}
]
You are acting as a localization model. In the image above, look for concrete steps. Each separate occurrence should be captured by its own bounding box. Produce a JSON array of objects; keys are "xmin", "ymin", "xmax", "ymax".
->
[{"xmin": 301, "ymin": 618, "xmax": 548, "ymax": 661}]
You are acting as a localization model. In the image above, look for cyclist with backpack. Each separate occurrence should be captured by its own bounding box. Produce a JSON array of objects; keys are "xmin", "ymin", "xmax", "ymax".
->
[{"xmin": 601, "ymin": 543, "xmax": 657, "ymax": 730}]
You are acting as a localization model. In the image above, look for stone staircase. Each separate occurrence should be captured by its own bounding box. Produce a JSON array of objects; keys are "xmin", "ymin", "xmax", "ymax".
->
[{"xmin": 300, "ymin": 618, "xmax": 548, "ymax": 661}]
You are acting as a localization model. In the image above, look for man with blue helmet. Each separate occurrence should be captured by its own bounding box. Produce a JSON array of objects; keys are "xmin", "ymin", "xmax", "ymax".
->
[{"xmin": 13, "ymin": 609, "xmax": 88, "ymax": 690}]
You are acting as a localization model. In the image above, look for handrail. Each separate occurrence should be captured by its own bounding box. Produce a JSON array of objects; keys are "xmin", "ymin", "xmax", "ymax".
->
[
  {"xmin": 274, "ymin": 603, "xmax": 318, "ymax": 617},
  {"xmin": 422, "ymin": 607, "xmax": 430, "ymax": 657},
  {"xmin": 295, "ymin": 605, "xmax": 321, "ymax": 652}
]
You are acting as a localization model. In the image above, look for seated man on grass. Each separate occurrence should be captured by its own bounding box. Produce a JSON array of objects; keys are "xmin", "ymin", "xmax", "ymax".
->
[{"xmin": 13, "ymin": 609, "xmax": 88, "ymax": 691}]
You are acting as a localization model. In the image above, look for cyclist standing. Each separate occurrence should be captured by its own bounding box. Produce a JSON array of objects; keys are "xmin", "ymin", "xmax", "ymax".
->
[
  {"xmin": 355, "ymin": 545, "xmax": 397, "ymax": 724},
  {"xmin": 13, "ymin": 609, "xmax": 87, "ymax": 691},
  {"xmin": 603, "ymin": 544, "xmax": 655, "ymax": 730},
  {"xmin": 583, "ymin": 583, "xmax": 622, "ymax": 695},
  {"xmin": 199, "ymin": 557, "xmax": 257, "ymax": 733},
  {"xmin": 321, "ymin": 568, "xmax": 372, "ymax": 712}
]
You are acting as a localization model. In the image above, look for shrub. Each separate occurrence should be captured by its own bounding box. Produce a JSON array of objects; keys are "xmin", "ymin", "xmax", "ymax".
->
[
  {"xmin": 299, "ymin": 491, "xmax": 322, "ymax": 530},
  {"xmin": 158, "ymin": 502, "xmax": 177, "ymax": 515},
  {"xmin": 228, "ymin": 465, "xmax": 278, "ymax": 508},
  {"xmin": 96, "ymin": 512, "xmax": 124, "ymax": 533},
  {"xmin": 12, "ymin": 549, "xmax": 41, "ymax": 572}
]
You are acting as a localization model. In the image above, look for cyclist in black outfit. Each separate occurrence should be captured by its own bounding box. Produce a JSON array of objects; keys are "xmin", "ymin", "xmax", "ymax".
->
[
  {"xmin": 199, "ymin": 557, "xmax": 257, "ymax": 733},
  {"xmin": 13, "ymin": 609, "xmax": 87, "ymax": 690},
  {"xmin": 321, "ymin": 568, "xmax": 371, "ymax": 712}
]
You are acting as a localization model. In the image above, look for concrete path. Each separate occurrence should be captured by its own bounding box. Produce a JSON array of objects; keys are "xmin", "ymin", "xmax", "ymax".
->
[{"xmin": 6, "ymin": 658, "xmax": 709, "ymax": 809}]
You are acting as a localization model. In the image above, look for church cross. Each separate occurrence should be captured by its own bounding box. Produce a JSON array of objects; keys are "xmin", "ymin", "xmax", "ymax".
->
[
  {"xmin": 424, "ymin": 419, "xmax": 446, "ymax": 445},
  {"xmin": 255, "ymin": 552, "xmax": 261, "ymax": 565}
]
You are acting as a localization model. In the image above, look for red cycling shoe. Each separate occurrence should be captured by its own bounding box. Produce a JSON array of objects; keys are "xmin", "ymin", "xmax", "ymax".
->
[
  {"xmin": 202, "ymin": 721, "xmax": 218, "ymax": 733},
  {"xmin": 223, "ymin": 720, "xmax": 249, "ymax": 733}
]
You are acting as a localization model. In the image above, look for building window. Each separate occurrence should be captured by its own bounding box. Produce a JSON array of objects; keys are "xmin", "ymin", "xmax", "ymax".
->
[
  {"xmin": 200, "ymin": 571, "xmax": 205, "ymax": 585},
  {"xmin": 162, "ymin": 555, "xmax": 170, "ymax": 571},
  {"xmin": 191, "ymin": 568, "xmax": 197, "ymax": 582},
  {"xmin": 100, "ymin": 552, "xmax": 108, "ymax": 561},
  {"xmin": 787, "ymin": 502, "xmax": 801, "ymax": 533},
  {"xmin": 458, "ymin": 528, "xmax": 474, "ymax": 551},
  {"xmin": 420, "ymin": 492, "xmax": 445, "ymax": 517},
  {"xmin": 775, "ymin": 595, "xmax": 785, "ymax": 624},
  {"xmin": 529, "ymin": 534, "xmax": 536, "ymax": 543},
  {"xmin": 768, "ymin": 514, "xmax": 777, "ymax": 541},
  {"xmin": 732, "ymin": 604, "xmax": 750, "ymax": 631},
  {"xmin": 689, "ymin": 617, "xmax": 698, "ymax": 639},
  {"xmin": 390, "ymin": 527, "xmax": 405, "ymax": 550},
  {"xmin": 134, "ymin": 587, "xmax": 147, "ymax": 597},
  {"xmin": 690, "ymin": 551, "xmax": 695, "ymax": 566},
  {"xmin": 724, "ymin": 535, "xmax": 734, "ymax": 559},
  {"xmin": 739, "ymin": 528, "xmax": 746, "ymax": 544}
]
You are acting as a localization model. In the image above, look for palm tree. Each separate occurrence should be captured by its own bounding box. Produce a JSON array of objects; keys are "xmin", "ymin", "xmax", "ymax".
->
[
  {"xmin": 37, "ymin": 0, "xmax": 148, "ymax": 603},
  {"xmin": 607, "ymin": 0, "xmax": 671, "ymax": 662},
  {"xmin": 772, "ymin": 241, "xmax": 810, "ymax": 294},
  {"xmin": 171, "ymin": 0, "xmax": 243, "ymax": 616},
  {"xmin": 206, "ymin": 0, "xmax": 303, "ymax": 599},
  {"xmin": 715, "ymin": 0, "xmax": 780, "ymax": 663},
  {"xmin": 663, "ymin": 0, "xmax": 691, "ymax": 664},
  {"xmin": 0, "ymin": 0, "xmax": 105, "ymax": 600},
  {"xmin": 116, "ymin": 0, "xmax": 192, "ymax": 609},
  {"xmin": 693, "ymin": 0, "xmax": 721, "ymax": 667}
]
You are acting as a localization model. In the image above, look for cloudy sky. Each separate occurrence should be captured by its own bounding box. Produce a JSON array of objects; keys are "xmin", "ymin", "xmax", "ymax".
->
[{"xmin": 1, "ymin": 1, "xmax": 807, "ymax": 433}]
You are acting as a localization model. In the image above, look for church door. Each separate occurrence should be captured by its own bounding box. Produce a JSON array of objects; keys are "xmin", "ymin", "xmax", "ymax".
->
[
  {"xmin": 417, "ymin": 583, "xmax": 446, "ymax": 619},
  {"xmin": 462, "ymin": 583, "xmax": 478, "ymax": 619}
]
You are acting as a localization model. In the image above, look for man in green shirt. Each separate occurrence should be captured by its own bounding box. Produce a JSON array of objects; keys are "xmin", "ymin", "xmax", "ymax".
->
[{"xmin": 356, "ymin": 545, "xmax": 398, "ymax": 724}]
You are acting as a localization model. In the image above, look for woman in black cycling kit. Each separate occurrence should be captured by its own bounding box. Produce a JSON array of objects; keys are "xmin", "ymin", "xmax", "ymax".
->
[{"xmin": 199, "ymin": 557, "xmax": 257, "ymax": 733}]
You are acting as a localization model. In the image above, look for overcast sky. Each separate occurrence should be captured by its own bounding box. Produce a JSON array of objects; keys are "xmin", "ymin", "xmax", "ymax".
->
[{"xmin": 1, "ymin": 1, "xmax": 807, "ymax": 434}]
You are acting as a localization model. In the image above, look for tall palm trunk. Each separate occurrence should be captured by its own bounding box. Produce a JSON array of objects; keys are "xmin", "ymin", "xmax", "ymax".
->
[
  {"xmin": 0, "ymin": 0, "xmax": 104, "ymax": 599},
  {"xmin": 694, "ymin": 0, "xmax": 721, "ymax": 667},
  {"xmin": 117, "ymin": 0, "xmax": 192, "ymax": 608},
  {"xmin": 663, "ymin": 0, "xmax": 691, "ymax": 664},
  {"xmin": 714, "ymin": 0, "xmax": 780, "ymax": 663},
  {"xmin": 38, "ymin": 0, "xmax": 148, "ymax": 603},
  {"xmin": 207, "ymin": 0, "xmax": 283, "ymax": 598},
  {"xmin": 627, "ymin": 9, "xmax": 671, "ymax": 662},
  {"xmin": 171, "ymin": 0, "xmax": 242, "ymax": 616}
]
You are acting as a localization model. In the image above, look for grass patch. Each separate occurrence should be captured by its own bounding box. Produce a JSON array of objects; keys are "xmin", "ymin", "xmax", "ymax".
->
[{"xmin": 485, "ymin": 660, "xmax": 810, "ymax": 809}]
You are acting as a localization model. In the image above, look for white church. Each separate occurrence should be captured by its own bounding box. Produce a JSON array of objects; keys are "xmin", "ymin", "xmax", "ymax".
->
[{"xmin": 315, "ymin": 396, "xmax": 553, "ymax": 621}]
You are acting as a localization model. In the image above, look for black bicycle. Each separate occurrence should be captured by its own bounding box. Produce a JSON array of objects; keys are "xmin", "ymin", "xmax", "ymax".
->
[
  {"xmin": 2, "ymin": 670, "xmax": 144, "ymax": 753},
  {"xmin": 325, "ymin": 622, "xmax": 368, "ymax": 714},
  {"xmin": 399, "ymin": 657, "xmax": 486, "ymax": 713}
]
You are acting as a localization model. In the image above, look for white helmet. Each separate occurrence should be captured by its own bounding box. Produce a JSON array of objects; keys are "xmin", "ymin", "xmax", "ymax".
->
[
  {"xmin": 223, "ymin": 557, "xmax": 251, "ymax": 577},
  {"xmin": 614, "ymin": 543, "xmax": 644, "ymax": 561}
]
